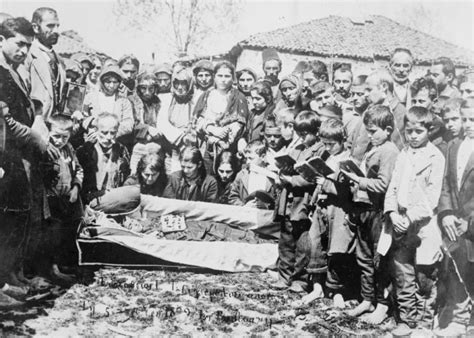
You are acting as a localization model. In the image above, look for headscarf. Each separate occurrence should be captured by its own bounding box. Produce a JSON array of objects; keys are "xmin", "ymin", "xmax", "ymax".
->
[
  {"xmin": 192, "ymin": 60, "xmax": 213, "ymax": 76},
  {"xmin": 171, "ymin": 67, "xmax": 194, "ymax": 103},
  {"xmin": 154, "ymin": 63, "xmax": 172, "ymax": 76},
  {"xmin": 279, "ymin": 73, "xmax": 302, "ymax": 105},
  {"xmin": 99, "ymin": 64, "xmax": 124, "ymax": 90},
  {"xmin": 71, "ymin": 52, "xmax": 94, "ymax": 69},
  {"xmin": 193, "ymin": 60, "xmax": 214, "ymax": 91},
  {"xmin": 64, "ymin": 59, "xmax": 83, "ymax": 80}
]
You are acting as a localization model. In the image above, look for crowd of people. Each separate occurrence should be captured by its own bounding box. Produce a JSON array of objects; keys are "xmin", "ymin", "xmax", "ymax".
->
[{"xmin": 0, "ymin": 6, "xmax": 473, "ymax": 336}]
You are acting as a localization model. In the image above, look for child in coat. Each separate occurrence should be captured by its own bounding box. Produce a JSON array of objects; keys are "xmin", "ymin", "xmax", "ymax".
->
[
  {"xmin": 303, "ymin": 118, "xmax": 358, "ymax": 307},
  {"xmin": 341, "ymin": 104, "xmax": 399, "ymax": 324},
  {"xmin": 228, "ymin": 140, "xmax": 276, "ymax": 209},
  {"xmin": 435, "ymin": 98, "xmax": 474, "ymax": 336},
  {"xmin": 384, "ymin": 106, "xmax": 445, "ymax": 335},
  {"xmin": 273, "ymin": 110, "xmax": 326, "ymax": 293},
  {"xmin": 44, "ymin": 115, "xmax": 84, "ymax": 282}
]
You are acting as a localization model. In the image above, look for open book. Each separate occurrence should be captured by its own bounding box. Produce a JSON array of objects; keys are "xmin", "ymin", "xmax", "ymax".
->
[
  {"xmin": 294, "ymin": 156, "xmax": 334, "ymax": 182},
  {"xmin": 339, "ymin": 159, "xmax": 365, "ymax": 177},
  {"xmin": 273, "ymin": 152, "xmax": 296, "ymax": 168}
]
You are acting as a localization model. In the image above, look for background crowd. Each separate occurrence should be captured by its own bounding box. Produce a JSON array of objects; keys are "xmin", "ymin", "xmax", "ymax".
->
[{"xmin": 0, "ymin": 6, "xmax": 474, "ymax": 337}]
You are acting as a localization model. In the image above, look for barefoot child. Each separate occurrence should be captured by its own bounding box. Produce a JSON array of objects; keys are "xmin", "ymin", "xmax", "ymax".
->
[
  {"xmin": 341, "ymin": 105, "xmax": 399, "ymax": 324},
  {"xmin": 385, "ymin": 106, "xmax": 445, "ymax": 335},
  {"xmin": 273, "ymin": 111, "xmax": 326, "ymax": 293},
  {"xmin": 44, "ymin": 115, "xmax": 84, "ymax": 282},
  {"xmin": 304, "ymin": 119, "xmax": 357, "ymax": 308}
]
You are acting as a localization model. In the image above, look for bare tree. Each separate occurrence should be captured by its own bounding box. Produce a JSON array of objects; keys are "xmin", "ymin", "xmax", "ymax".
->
[
  {"xmin": 396, "ymin": 3, "xmax": 442, "ymax": 40},
  {"xmin": 113, "ymin": 0, "xmax": 242, "ymax": 58}
]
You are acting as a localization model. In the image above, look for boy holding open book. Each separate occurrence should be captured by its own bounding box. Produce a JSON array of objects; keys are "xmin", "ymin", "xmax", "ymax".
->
[
  {"xmin": 340, "ymin": 104, "xmax": 399, "ymax": 324},
  {"xmin": 272, "ymin": 111, "xmax": 326, "ymax": 293},
  {"xmin": 299, "ymin": 118, "xmax": 358, "ymax": 308}
]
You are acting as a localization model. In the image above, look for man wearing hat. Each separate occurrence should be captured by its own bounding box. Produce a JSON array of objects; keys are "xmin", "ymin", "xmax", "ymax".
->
[
  {"xmin": 193, "ymin": 59, "xmax": 214, "ymax": 100},
  {"xmin": 309, "ymin": 81, "xmax": 336, "ymax": 111},
  {"xmin": 262, "ymin": 48, "xmax": 282, "ymax": 101}
]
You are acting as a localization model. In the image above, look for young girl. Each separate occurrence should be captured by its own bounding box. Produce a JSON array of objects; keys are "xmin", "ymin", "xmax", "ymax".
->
[
  {"xmin": 124, "ymin": 152, "xmax": 168, "ymax": 197},
  {"xmin": 163, "ymin": 146, "xmax": 218, "ymax": 203},
  {"xmin": 214, "ymin": 150, "xmax": 240, "ymax": 205},
  {"xmin": 245, "ymin": 80, "xmax": 275, "ymax": 144},
  {"xmin": 193, "ymin": 61, "xmax": 249, "ymax": 174}
]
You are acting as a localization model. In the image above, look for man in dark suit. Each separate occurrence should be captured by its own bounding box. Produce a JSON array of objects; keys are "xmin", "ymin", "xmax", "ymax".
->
[
  {"xmin": 0, "ymin": 17, "xmax": 53, "ymax": 307},
  {"xmin": 436, "ymin": 98, "xmax": 474, "ymax": 336}
]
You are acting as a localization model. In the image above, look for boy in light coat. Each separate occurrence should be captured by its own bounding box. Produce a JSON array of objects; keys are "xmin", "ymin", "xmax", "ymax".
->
[{"xmin": 384, "ymin": 106, "xmax": 445, "ymax": 336}]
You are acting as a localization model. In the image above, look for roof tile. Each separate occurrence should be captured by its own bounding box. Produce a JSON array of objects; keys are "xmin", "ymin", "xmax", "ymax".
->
[{"xmin": 240, "ymin": 15, "xmax": 474, "ymax": 66}]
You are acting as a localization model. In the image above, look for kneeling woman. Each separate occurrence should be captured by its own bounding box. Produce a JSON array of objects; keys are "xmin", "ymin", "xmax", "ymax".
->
[
  {"xmin": 124, "ymin": 152, "xmax": 168, "ymax": 197},
  {"xmin": 163, "ymin": 146, "xmax": 218, "ymax": 203}
]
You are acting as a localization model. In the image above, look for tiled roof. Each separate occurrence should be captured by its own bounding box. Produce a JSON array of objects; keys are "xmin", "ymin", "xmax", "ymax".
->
[
  {"xmin": 239, "ymin": 15, "xmax": 474, "ymax": 66},
  {"xmin": 56, "ymin": 30, "xmax": 109, "ymax": 59}
]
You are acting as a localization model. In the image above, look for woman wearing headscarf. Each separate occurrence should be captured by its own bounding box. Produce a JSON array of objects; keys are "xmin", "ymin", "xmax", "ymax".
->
[
  {"xmin": 155, "ymin": 67, "xmax": 197, "ymax": 173},
  {"xmin": 193, "ymin": 61, "xmax": 249, "ymax": 174},
  {"xmin": 129, "ymin": 71, "xmax": 162, "ymax": 144},
  {"xmin": 274, "ymin": 73, "xmax": 304, "ymax": 114},
  {"xmin": 83, "ymin": 64, "xmax": 134, "ymax": 142},
  {"xmin": 193, "ymin": 59, "xmax": 214, "ymax": 100}
]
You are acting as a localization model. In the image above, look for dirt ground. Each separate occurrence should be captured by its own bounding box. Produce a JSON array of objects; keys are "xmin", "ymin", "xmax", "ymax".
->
[{"xmin": 0, "ymin": 267, "xmax": 403, "ymax": 336}]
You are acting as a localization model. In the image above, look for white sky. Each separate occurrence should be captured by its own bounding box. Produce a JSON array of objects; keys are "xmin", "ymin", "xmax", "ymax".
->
[{"xmin": 1, "ymin": 0, "xmax": 473, "ymax": 62}]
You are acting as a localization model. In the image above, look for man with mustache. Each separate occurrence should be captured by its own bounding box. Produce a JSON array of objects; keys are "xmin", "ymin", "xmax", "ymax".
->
[
  {"xmin": 25, "ymin": 7, "xmax": 66, "ymax": 120},
  {"xmin": 332, "ymin": 63, "xmax": 353, "ymax": 101},
  {"xmin": 262, "ymin": 48, "xmax": 282, "ymax": 102},
  {"xmin": 430, "ymin": 56, "xmax": 461, "ymax": 100},
  {"xmin": 389, "ymin": 48, "xmax": 413, "ymax": 107}
]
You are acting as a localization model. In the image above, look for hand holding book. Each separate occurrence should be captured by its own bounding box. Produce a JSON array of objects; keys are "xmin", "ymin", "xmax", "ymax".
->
[{"xmin": 294, "ymin": 156, "xmax": 334, "ymax": 183}]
